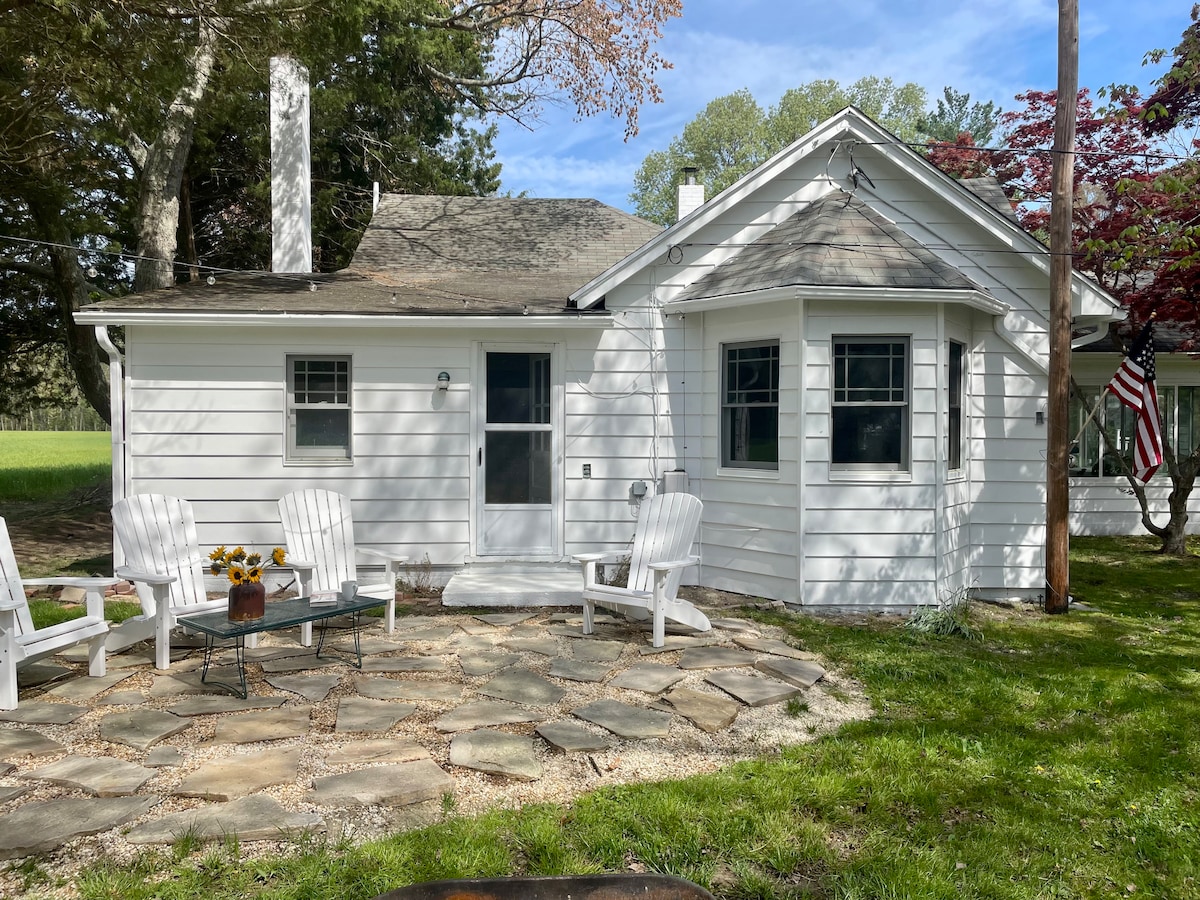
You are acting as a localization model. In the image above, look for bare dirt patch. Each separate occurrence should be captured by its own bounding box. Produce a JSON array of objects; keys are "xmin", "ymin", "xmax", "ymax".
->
[{"xmin": 1, "ymin": 486, "xmax": 114, "ymax": 575}]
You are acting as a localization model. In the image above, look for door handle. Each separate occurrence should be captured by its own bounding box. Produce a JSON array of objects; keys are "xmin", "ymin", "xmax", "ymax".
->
[{"xmin": 478, "ymin": 448, "xmax": 482, "ymax": 466}]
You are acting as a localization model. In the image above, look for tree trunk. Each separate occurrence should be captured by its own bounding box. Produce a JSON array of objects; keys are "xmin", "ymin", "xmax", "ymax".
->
[
  {"xmin": 27, "ymin": 195, "xmax": 112, "ymax": 425},
  {"xmin": 132, "ymin": 22, "xmax": 219, "ymax": 293},
  {"xmin": 1157, "ymin": 460, "xmax": 1196, "ymax": 555}
]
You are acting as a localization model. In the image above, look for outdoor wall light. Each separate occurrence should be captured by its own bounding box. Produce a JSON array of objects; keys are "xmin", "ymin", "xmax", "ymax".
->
[{"xmin": 436, "ymin": 371, "xmax": 451, "ymax": 391}]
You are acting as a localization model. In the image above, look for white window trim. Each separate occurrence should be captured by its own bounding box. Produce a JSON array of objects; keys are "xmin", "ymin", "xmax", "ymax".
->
[
  {"xmin": 720, "ymin": 339, "xmax": 780, "ymax": 471},
  {"xmin": 286, "ymin": 354, "xmax": 353, "ymax": 465},
  {"xmin": 948, "ymin": 339, "xmax": 965, "ymax": 474},
  {"xmin": 830, "ymin": 335, "xmax": 911, "ymax": 473}
]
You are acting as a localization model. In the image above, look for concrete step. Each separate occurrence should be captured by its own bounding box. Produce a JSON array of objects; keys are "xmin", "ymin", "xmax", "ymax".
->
[{"xmin": 441, "ymin": 568, "xmax": 581, "ymax": 608}]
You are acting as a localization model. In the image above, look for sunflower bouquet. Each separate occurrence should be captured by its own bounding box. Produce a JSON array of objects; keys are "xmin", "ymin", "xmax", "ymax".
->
[{"xmin": 208, "ymin": 545, "xmax": 287, "ymax": 584}]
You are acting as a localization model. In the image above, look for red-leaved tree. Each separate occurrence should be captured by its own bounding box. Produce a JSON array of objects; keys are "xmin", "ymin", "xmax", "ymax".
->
[
  {"xmin": 941, "ymin": 85, "xmax": 1200, "ymax": 552},
  {"xmin": 928, "ymin": 72, "xmax": 1200, "ymax": 552}
]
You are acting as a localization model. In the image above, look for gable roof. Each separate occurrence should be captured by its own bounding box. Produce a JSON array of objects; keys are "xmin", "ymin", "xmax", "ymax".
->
[
  {"xmin": 348, "ymin": 195, "xmax": 661, "ymax": 306},
  {"xmin": 570, "ymin": 106, "xmax": 1123, "ymax": 323},
  {"xmin": 674, "ymin": 191, "xmax": 987, "ymax": 301}
]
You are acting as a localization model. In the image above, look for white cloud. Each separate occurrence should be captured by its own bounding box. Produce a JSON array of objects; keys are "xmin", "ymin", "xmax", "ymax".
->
[{"xmin": 491, "ymin": 0, "xmax": 1194, "ymax": 210}]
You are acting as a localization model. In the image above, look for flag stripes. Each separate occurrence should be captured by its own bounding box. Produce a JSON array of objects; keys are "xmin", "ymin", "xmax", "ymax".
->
[{"xmin": 1106, "ymin": 321, "xmax": 1163, "ymax": 483}]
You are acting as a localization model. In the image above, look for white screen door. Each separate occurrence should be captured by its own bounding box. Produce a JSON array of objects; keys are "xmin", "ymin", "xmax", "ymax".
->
[{"xmin": 477, "ymin": 349, "xmax": 556, "ymax": 556}]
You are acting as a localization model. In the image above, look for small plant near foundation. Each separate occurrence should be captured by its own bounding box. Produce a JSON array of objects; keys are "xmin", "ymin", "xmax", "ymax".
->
[
  {"xmin": 398, "ymin": 553, "xmax": 438, "ymax": 597},
  {"xmin": 905, "ymin": 583, "xmax": 981, "ymax": 640}
]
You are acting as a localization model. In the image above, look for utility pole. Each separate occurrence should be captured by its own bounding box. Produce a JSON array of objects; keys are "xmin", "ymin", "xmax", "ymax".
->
[{"xmin": 1045, "ymin": 0, "xmax": 1079, "ymax": 614}]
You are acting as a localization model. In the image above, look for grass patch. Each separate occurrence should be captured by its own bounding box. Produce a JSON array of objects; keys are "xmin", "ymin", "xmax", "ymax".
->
[
  {"xmin": 0, "ymin": 431, "xmax": 110, "ymax": 502},
  {"xmin": 27, "ymin": 597, "xmax": 143, "ymax": 629},
  {"xmin": 60, "ymin": 536, "xmax": 1200, "ymax": 899}
]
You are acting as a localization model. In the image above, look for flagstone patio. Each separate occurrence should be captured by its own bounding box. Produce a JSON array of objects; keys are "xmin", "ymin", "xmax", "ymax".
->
[{"xmin": 0, "ymin": 604, "xmax": 870, "ymax": 885}]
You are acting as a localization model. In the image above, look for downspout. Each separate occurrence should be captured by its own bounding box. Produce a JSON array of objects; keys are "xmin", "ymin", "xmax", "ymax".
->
[
  {"xmin": 934, "ymin": 306, "xmax": 946, "ymax": 600},
  {"xmin": 94, "ymin": 325, "xmax": 126, "ymax": 566}
]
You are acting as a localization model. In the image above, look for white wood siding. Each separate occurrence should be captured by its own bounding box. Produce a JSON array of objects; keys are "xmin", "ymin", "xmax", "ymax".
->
[
  {"xmin": 694, "ymin": 301, "xmax": 800, "ymax": 603},
  {"xmin": 125, "ymin": 325, "xmax": 475, "ymax": 565},
  {"xmin": 802, "ymin": 302, "xmax": 940, "ymax": 607}
]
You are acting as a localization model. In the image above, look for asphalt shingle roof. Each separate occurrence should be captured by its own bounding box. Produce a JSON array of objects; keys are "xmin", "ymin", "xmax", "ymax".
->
[
  {"xmin": 81, "ymin": 195, "xmax": 661, "ymax": 316},
  {"xmin": 674, "ymin": 191, "xmax": 988, "ymax": 302},
  {"xmin": 960, "ymin": 177, "xmax": 1021, "ymax": 225}
]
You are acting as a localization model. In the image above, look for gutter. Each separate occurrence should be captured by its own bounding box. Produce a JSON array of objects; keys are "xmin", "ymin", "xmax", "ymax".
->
[
  {"xmin": 664, "ymin": 285, "xmax": 1011, "ymax": 317},
  {"xmin": 73, "ymin": 311, "xmax": 613, "ymax": 329}
]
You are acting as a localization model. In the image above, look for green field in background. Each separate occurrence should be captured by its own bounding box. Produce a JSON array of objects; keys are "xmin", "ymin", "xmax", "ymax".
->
[{"xmin": 0, "ymin": 431, "xmax": 111, "ymax": 501}]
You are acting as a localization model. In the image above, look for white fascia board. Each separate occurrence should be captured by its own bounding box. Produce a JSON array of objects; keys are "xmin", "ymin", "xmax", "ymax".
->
[
  {"xmin": 663, "ymin": 285, "xmax": 1011, "ymax": 317},
  {"xmin": 72, "ymin": 311, "xmax": 613, "ymax": 329}
]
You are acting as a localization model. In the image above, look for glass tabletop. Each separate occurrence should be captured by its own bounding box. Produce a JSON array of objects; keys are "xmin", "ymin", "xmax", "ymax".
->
[{"xmin": 176, "ymin": 592, "xmax": 385, "ymax": 639}]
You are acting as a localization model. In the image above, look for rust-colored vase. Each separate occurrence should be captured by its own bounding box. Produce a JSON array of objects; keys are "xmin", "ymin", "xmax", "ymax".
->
[{"xmin": 228, "ymin": 582, "xmax": 266, "ymax": 621}]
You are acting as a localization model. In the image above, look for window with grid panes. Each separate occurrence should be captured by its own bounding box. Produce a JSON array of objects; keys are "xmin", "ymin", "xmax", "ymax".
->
[
  {"xmin": 721, "ymin": 341, "xmax": 779, "ymax": 470},
  {"xmin": 831, "ymin": 338, "xmax": 909, "ymax": 470},
  {"xmin": 287, "ymin": 356, "xmax": 352, "ymax": 461}
]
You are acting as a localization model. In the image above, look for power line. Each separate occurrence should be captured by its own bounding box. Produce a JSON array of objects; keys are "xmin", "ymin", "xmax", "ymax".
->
[{"xmin": 0, "ymin": 234, "xmax": 327, "ymax": 285}]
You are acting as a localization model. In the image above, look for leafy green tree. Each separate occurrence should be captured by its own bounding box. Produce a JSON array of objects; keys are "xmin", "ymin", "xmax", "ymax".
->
[
  {"xmin": 0, "ymin": 0, "xmax": 681, "ymax": 423},
  {"xmin": 918, "ymin": 86, "xmax": 1001, "ymax": 145},
  {"xmin": 630, "ymin": 77, "xmax": 930, "ymax": 225}
]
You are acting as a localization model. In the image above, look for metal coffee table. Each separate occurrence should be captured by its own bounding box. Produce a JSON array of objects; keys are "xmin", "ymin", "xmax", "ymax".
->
[{"xmin": 176, "ymin": 592, "xmax": 384, "ymax": 698}]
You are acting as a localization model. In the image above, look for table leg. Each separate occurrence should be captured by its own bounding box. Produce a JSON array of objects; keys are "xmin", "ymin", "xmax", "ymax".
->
[
  {"xmin": 314, "ymin": 611, "xmax": 365, "ymax": 670},
  {"xmin": 197, "ymin": 633, "xmax": 248, "ymax": 699}
]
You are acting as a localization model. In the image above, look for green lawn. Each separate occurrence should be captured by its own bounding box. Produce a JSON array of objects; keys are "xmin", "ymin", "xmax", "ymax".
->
[
  {"xmin": 0, "ymin": 431, "xmax": 110, "ymax": 502},
  {"xmin": 40, "ymin": 536, "xmax": 1196, "ymax": 900}
]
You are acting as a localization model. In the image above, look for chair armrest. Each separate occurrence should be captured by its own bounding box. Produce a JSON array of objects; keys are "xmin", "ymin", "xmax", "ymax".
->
[
  {"xmin": 0, "ymin": 597, "xmax": 23, "ymax": 612},
  {"xmin": 24, "ymin": 576, "xmax": 119, "ymax": 620},
  {"xmin": 286, "ymin": 559, "xmax": 317, "ymax": 572},
  {"xmin": 23, "ymin": 576, "xmax": 120, "ymax": 590},
  {"xmin": 647, "ymin": 557, "xmax": 700, "ymax": 572},
  {"xmin": 114, "ymin": 566, "xmax": 177, "ymax": 587},
  {"xmin": 572, "ymin": 552, "xmax": 623, "ymax": 564},
  {"xmin": 357, "ymin": 547, "xmax": 408, "ymax": 566}
]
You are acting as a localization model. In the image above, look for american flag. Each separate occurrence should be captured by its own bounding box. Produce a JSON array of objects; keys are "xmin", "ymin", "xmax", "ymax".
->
[{"xmin": 1107, "ymin": 321, "xmax": 1163, "ymax": 483}]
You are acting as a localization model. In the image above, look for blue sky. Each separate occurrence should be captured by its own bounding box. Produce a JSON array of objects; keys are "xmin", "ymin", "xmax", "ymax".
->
[{"xmin": 491, "ymin": 0, "xmax": 1194, "ymax": 212}]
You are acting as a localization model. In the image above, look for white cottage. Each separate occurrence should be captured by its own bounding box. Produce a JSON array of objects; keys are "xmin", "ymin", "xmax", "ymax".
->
[{"xmin": 76, "ymin": 107, "xmax": 1126, "ymax": 609}]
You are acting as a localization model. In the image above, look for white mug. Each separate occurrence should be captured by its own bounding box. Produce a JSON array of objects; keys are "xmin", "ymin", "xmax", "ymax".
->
[{"xmin": 340, "ymin": 580, "xmax": 357, "ymax": 601}]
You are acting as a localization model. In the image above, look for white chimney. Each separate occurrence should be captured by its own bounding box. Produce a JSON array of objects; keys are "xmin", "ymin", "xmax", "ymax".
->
[
  {"xmin": 676, "ymin": 166, "xmax": 705, "ymax": 222},
  {"xmin": 270, "ymin": 56, "xmax": 312, "ymax": 273}
]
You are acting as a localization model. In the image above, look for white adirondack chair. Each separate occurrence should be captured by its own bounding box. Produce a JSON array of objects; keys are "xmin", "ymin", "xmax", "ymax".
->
[
  {"xmin": 278, "ymin": 489, "xmax": 406, "ymax": 643},
  {"xmin": 1, "ymin": 516, "xmax": 116, "ymax": 709},
  {"xmin": 574, "ymin": 492, "xmax": 710, "ymax": 648},
  {"xmin": 111, "ymin": 494, "xmax": 228, "ymax": 670}
]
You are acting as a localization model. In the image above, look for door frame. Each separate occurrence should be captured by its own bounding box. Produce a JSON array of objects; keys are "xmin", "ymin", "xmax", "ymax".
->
[{"xmin": 469, "ymin": 341, "xmax": 564, "ymax": 560}]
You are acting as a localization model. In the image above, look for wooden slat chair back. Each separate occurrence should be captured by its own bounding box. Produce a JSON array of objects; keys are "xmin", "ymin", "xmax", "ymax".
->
[
  {"xmin": 111, "ymin": 494, "xmax": 226, "ymax": 670},
  {"xmin": 1, "ymin": 516, "xmax": 114, "ymax": 709},
  {"xmin": 279, "ymin": 489, "xmax": 405, "ymax": 635},
  {"xmin": 575, "ymin": 492, "xmax": 710, "ymax": 648}
]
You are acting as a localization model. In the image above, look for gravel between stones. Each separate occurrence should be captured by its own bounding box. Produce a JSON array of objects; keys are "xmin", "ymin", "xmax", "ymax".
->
[{"xmin": 0, "ymin": 603, "xmax": 871, "ymax": 898}]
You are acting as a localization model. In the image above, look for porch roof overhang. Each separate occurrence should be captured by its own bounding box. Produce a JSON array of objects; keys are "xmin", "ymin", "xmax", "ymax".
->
[
  {"xmin": 662, "ymin": 284, "xmax": 1012, "ymax": 317},
  {"xmin": 73, "ymin": 309, "xmax": 613, "ymax": 329}
]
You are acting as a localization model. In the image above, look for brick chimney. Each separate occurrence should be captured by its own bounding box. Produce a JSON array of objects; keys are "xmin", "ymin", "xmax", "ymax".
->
[{"xmin": 270, "ymin": 56, "xmax": 312, "ymax": 273}]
